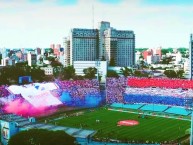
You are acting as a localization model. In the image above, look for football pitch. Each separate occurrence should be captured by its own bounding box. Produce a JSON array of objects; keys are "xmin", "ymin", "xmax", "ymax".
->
[{"xmin": 53, "ymin": 108, "xmax": 190, "ymax": 142}]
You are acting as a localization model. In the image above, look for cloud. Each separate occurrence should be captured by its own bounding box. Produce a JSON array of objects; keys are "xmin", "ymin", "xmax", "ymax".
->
[{"xmin": 0, "ymin": 0, "xmax": 193, "ymax": 48}]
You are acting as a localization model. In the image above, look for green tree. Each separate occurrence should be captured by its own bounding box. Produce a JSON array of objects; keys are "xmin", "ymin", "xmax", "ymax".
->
[
  {"xmin": 8, "ymin": 129, "xmax": 76, "ymax": 145},
  {"xmin": 161, "ymin": 48, "xmax": 173, "ymax": 55},
  {"xmin": 47, "ymin": 56, "xmax": 55, "ymax": 62},
  {"xmin": 176, "ymin": 70, "xmax": 184, "ymax": 78},
  {"xmin": 15, "ymin": 61, "xmax": 28, "ymax": 67},
  {"xmin": 62, "ymin": 65, "xmax": 76, "ymax": 80},
  {"xmin": 83, "ymin": 67, "xmax": 97, "ymax": 79},
  {"xmin": 139, "ymin": 60, "xmax": 146, "ymax": 69},
  {"xmin": 161, "ymin": 56, "xmax": 172, "ymax": 64},
  {"xmin": 150, "ymin": 66, "xmax": 155, "ymax": 71},
  {"xmin": 164, "ymin": 70, "xmax": 177, "ymax": 78},
  {"xmin": 120, "ymin": 67, "xmax": 133, "ymax": 77},
  {"xmin": 109, "ymin": 57, "xmax": 116, "ymax": 66},
  {"xmin": 133, "ymin": 70, "xmax": 149, "ymax": 77},
  {"xmin": 31, "ymin": 67, "xmax": 45, "ymax": 82},
  {"xmin": 107, "ymin": 70, "xmax": 119, "ymax": 78}
]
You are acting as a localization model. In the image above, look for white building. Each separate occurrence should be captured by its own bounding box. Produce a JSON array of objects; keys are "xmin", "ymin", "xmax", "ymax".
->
[
  {"xmin": 1, "ymin": 57, "xmax": 15, "ymax": 66},
  {"xmin": 175, "ymin": 51, "xmax": 182, "ymax": 65},
  {"xmin": 73, "ymin": 61, "xmax": 107, "ymax": 83},
  {"xmin": 135, "ymin": 51, "xmax": 141, "ymax": 64},
  {"xmin": 27, "ymin": 53, "xmax": 37, "ymax": 66},
  {"xmin": 40, "ymin": 66, "xmax": 54, "ymax": 75},
  {"xmin": 146, "ymin": 55, "xmax": 160, "ymax": 64}
]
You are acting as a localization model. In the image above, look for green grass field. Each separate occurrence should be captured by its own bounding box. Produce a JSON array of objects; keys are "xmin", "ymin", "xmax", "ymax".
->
[{"xmin": 52, "ymin": 108, "xmax": 190, "ymax": 142}]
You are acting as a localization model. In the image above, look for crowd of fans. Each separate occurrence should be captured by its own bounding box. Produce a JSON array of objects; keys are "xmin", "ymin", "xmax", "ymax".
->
[
  {"xmin": 1, "ymin": 77, "xmax": 193, "ymax": 107},
  {"xmin": 124, "ymin": 93, "xmax": 185, "ymax": 106},
  {"xmin": 0, "ymin": 85, "xmax": 10, "ymax": 97},
  {"xmin": 106, "ymin": 77, "xmax": 127, "ymax": 104},
  {"xmin": 128, "ymin": 77, "xmax": 193, "ymax": 89},
  {"xmin": 106, "ymin": 77, "xmax": 193, "ymax": 107},
  {"xmin": 0, "ymin": 80, "xmax": 102, "ymax": 107},
  {"xmin": 56, "ymin": 79, "xmax": 101, "ymax": 101},
  {"xmin": 125, "ymin": 87, "xmax": 193, "ymax": 98}
]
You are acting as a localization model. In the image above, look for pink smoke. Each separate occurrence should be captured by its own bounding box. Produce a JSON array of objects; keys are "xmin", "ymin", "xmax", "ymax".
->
[{"xmin": 4, "ymin": 99, "xmax": 57, "ymax": 117}]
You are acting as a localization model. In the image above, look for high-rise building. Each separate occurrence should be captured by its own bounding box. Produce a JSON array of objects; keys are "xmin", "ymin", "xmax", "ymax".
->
[
  {"xmin": 103, "ymin": 27, "xmax": 135, "ymax": 67},
  {"xmin": 61, "ymin": 37, "xmax": 70, "ymax": 66},
  {"xmin": 50, "ymin": 44, "xmax": 61, "ymax": 57},
  {"xmin": 64, "ymin": 21, "xmax": 135, "ymax": 67},
  {"xmin": 190, "ymin": 34, "xmax": 193, "ymax": 80},
  {"xmin": 98, "ymin": 21, "xmax": 111, "ymax": 60},
  {"xmin": 27, "ymin": 52, "xmax": 37, "ymax": 66},
  {"xmin": 69, "ymin": 28, "xmax": 98, "ymax": 65}
]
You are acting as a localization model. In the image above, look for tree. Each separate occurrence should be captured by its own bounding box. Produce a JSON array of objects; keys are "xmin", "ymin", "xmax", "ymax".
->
[
  {"xmin": 120, "ymin": 67, "xmax": 133, "ymax": 77},
  {"xmin": 164, "ymin": 70, "xmax": 177, "ymax": 78},
  {"xmin": 161, "ymin": 56, "xmax": 172, "ymax": 64},
  {"xmin": 109, "ymin": 57, "xmax": 116, "ymax": 66},
  {"xmin": 150, "ymin": 66, "xmax": 155, "ymax": 71},
  {"xmin": 139, "ymin": 60, "xmax": 146, "ymax": 69},
  {"xmin": 107, "ymin": 70, "xmax": 119, "ymax": 78},
  {"xmin": 83, "ymin": 67, "xmax": 97, "ymax": 79},
  {"xmin": 62, "ymin": 65, "xmax": 76, "ymax": 80},
  {"xmin": 31, "ymin": 67, "xmax": 45, "ymax": 82},
  {"xmin": 73, "ymin": 75, "xmax": 84, "ymax": 80},
  {"xmin": 8, "ymin": 129, "xmax": 76, "ymax": 145},
  {"xmin": 176, "ymin": 70, "xmax": 184, "ymax": 78},
  {"xmin": 133, "ymin": 70, "xmax": 149, "ymax": 77},
  {"xmin": 47, "ymin": 56, "xmax": 55, "ymax": 62}
]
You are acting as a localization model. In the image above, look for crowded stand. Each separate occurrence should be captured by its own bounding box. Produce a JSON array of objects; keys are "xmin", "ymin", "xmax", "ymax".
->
[
  {"xmin": 125, "ymin": 88, "xmax": 193, "ymax": 98},
  {"xmin": 0, "ymin": 85, "xmax": 10, "ymax": 97},
  {"xmin": 106, "ymin": 77, "xmax": 193, "ymax": 107},
  {"xmin": 128, "ymin": 77, "xmax": 193, "ymax": 89},
  {"xmin": 56, "ymin": 79, "xmax": 102, "ymax": 106},
  {"xmin": 106, "ymin": 77, "xmax": 127, "ymax": 104},
  {"xmin": 0, "ymin": 79, "xmax": 102, "ymax": 116}
]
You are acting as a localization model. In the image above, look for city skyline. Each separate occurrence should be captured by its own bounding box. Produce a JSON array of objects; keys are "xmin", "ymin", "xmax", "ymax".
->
[{"xmin": 0, "ymin": 0, "xmax": 193, "ymax": 48}]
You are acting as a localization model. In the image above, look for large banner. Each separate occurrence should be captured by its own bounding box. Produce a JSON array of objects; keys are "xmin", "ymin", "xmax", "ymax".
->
[{"xmin": 7, "ymin": 83, "xmax": 62, "ymax": 107}]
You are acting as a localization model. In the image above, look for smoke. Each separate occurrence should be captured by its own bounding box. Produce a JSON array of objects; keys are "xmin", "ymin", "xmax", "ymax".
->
[
  {"xmin": 84, "ymin": 94, "xmax": 102, "ymax": 107},
  {"xmin": 3, "ymin": 99, "xmax": 56, "ymax": 117},
  {"xmin": 60, "ymin": 92, "xmax": 102, "ymax": 107},
  {"xmin": 60, "ymin": 92, "xmax": 72, "ymax": 105}
]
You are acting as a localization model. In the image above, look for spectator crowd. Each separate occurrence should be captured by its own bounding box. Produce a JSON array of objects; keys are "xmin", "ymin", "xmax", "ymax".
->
[
  {"xmin": 128, "ymin": 77, "xmax": 193, "ymax": 89},
  {"xmin": 56, "ymin": 79, "xmax": 101, "ymax": 103},
  {"xmin": 106, "ymin": 77, "xmax": 193, "ymax": 107}
]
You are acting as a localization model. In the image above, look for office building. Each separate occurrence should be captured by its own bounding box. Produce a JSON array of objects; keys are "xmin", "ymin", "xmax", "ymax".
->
[
  {"xmin": 27, "ymin": 53, "xmax": 37, "ymax": 66},
  {"xmin": 68, "ymin": 28, "xmax": 98, "ymax": 65},
  {"xmin": 64, "ymin": 21, "xmax": 135, "ymax": 67},
  {"xmin": 103, "ymin": 27, "xmax": 135, "ymax": 67}
]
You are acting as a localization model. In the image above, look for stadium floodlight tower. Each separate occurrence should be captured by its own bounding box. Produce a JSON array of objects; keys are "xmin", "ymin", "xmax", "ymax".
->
[{"xmin": 184, "ymin": 96, "xmax": 193, "ymax": 145}]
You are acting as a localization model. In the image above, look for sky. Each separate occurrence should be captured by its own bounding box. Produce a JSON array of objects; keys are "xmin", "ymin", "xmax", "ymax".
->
[{"xmin": 0, "ymin": 0, "xmax": 193, "ymax": 48}]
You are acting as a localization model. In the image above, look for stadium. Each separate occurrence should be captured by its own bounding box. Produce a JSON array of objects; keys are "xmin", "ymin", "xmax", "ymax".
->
[{"xmin": 0, "ymin": 77, "xmax": 193, "ymax": 144}]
